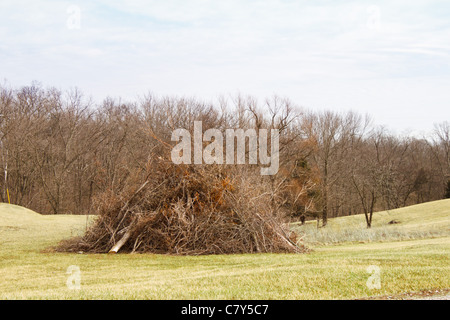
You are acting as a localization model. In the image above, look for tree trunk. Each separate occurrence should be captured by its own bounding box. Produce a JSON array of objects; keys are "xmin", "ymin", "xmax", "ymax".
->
[{"xmin": 108, "ymin": 227, "xmax": 133, "ymax": 254}]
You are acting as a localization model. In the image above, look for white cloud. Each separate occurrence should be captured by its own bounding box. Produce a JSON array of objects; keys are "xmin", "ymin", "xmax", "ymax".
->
[{"xmin": 0, "ymin": 0, "xmax": 449, "ymax": 132}]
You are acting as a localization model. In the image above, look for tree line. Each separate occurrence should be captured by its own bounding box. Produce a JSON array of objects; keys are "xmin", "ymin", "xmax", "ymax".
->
[{"xmin": 0, "ymin": 83, "xmax": 448, "ymax": 227}]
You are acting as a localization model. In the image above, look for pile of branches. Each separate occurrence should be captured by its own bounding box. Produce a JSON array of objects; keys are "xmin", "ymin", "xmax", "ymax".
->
[{"xmin": 59, "ymin": 158, "xmax": 307, "ymax": 255}]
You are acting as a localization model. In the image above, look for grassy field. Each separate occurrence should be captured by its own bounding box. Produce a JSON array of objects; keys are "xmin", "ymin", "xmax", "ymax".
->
[
  {"xmin": 0, "ymin": 201, "xmax": 449, "ymax": 299},
  {"xmin": 292, "ymin": 199, "xmax": 450, "ymax": 245}
]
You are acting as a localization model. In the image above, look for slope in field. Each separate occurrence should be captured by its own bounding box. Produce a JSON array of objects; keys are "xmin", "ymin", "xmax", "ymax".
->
[
  {"xmin": 293, "ymin": 199, "xmax": 450, "ymax": 245},
  {"xmin": 0, "ymin": 203, "xmax": 90, "ymax": 248}
]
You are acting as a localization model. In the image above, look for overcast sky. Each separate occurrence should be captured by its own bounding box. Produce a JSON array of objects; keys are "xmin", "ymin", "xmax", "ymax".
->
[{"xmin": 1, "ymin": 0, "xmax": 449, "ymax": 135}]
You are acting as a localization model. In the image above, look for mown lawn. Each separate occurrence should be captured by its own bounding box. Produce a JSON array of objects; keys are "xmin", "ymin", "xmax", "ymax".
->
[{"xmin": 0, "ymin": 202, "xmax": 449, "ymax": 299}]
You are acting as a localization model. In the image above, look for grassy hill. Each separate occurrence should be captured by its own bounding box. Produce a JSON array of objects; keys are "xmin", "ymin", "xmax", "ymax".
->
[
  {"xmin": 293, "ymin": 199, "xmax": 450, "ymax": 245},
  {"xmin": 0, "ymin": 200, "xmax": 448, "ymax": 299},
  {"xmin": 0, "ymin": 203, "xmax": 91, "ymax": 251}
]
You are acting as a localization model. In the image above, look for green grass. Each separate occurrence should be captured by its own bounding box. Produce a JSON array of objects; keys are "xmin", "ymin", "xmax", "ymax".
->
[
  {"xmin": 293, "ymin": 199, "xmax": 450, "ymax": 245},
  {"xmin": 0, "ymin": 201, "xmax": 449, "ymax": 300}
]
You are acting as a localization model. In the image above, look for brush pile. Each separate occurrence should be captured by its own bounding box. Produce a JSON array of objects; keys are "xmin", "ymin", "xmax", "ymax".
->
[{"xmin": 59, "ymin": 158, "xmax": 306, "ymax": 255}]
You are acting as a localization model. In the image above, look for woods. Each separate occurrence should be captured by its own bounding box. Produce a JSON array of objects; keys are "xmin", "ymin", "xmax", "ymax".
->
[{"xmin": 0, "ymin": 83, "xmax": 449, "ymax": 229}]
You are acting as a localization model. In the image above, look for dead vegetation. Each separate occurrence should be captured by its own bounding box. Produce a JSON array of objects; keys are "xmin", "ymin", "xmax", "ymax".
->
[{"xmin": 58, "ymin": 157, "xmax": 307, "ymax": 255}]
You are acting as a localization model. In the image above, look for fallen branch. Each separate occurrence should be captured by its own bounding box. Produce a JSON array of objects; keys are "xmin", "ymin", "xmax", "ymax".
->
[{"xmin": 108, "ymin": 225, "xmax": 134, "ymax": 254}]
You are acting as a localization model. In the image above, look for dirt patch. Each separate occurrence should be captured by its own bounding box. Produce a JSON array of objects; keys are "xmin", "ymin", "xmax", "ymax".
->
[
  {"xmin": 361, "ymin": 289, "xmax": 450, "ymax": 300},
  {"xmin": 0, "ymin": 226, "xmax": 23, "ymax": 231}
]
